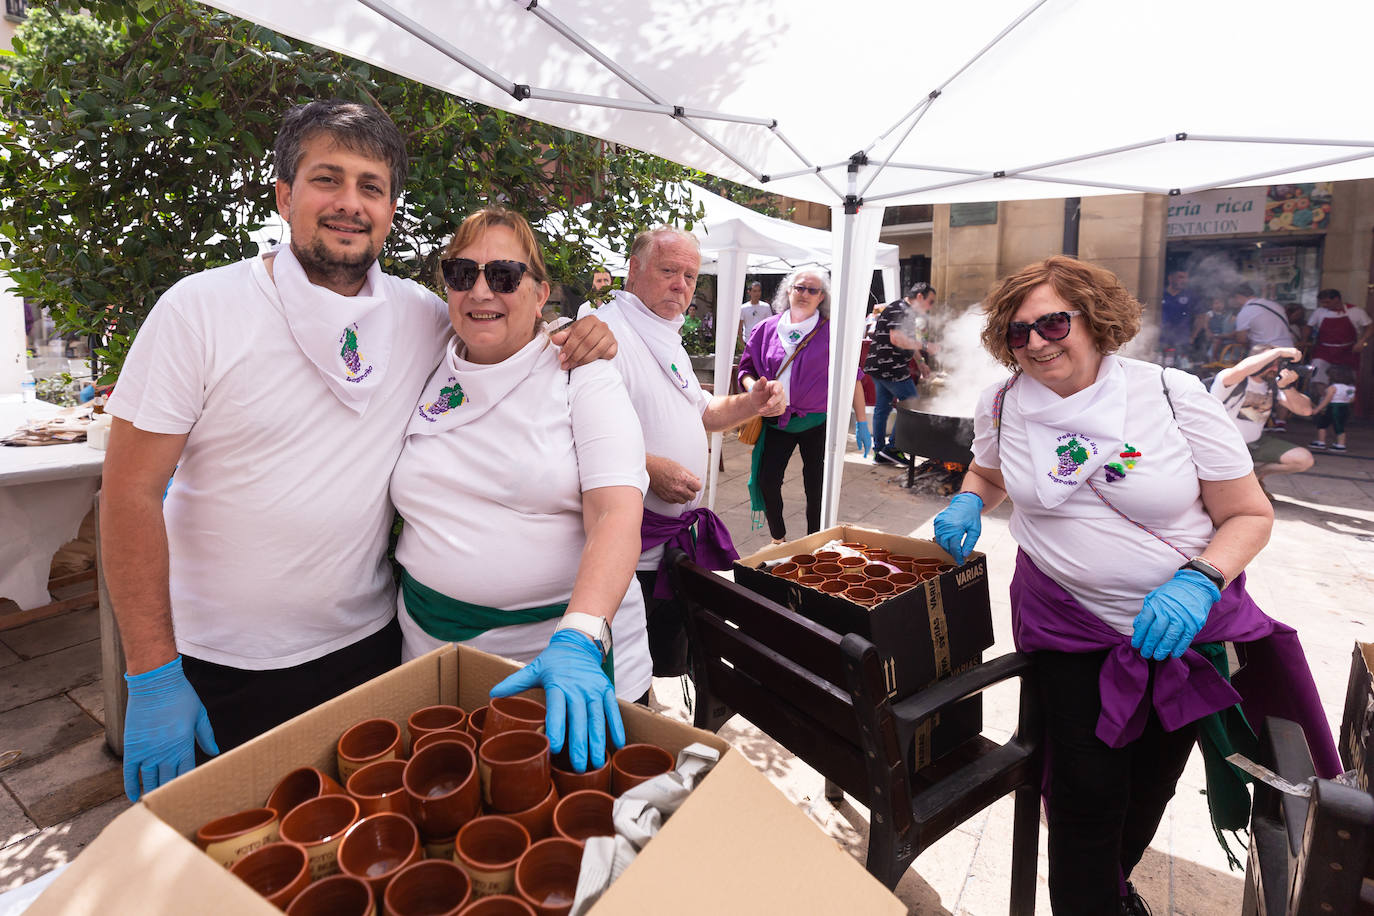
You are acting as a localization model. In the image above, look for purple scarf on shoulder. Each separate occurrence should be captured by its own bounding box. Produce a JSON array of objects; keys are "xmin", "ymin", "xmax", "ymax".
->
[
  {"xmin": 1010, "ymin": 549, "xmax": 1340, "ymax": 777},
  {"xmin": 641, "ymin": 506, "xmax": 739, "ymax": 599}
]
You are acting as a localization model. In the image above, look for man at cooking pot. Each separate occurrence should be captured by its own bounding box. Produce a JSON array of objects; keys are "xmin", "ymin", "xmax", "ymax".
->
[{"xmin": 930, "ymin": 255, "xmax": 1338, "ymax": 915}]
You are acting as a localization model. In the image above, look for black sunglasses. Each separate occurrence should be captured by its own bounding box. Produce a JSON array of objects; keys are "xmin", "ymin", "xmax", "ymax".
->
[
  {"xmin": 1006, "ymin": 310, "xmax": 1081, "ymax": 349},
  {"xmin": 440, "ymin": 257, "xmax": 529, "ymax": 294}
]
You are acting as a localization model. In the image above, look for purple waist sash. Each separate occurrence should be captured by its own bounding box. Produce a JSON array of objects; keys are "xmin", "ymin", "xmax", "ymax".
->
[
  {"xmin": 641, "ymin": 506, "xmax": 739, "ymax": 599},
  {"xmin": 1010, "ymin": 549, "xmax": 1339, "ymax": 776}
]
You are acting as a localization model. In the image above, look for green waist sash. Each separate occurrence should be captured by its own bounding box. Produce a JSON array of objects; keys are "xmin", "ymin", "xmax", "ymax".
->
[
  {"xmin": 748, "ymin": 412, "xmax": 828, "ymax": 519},
  {"xmin": 400, "ymin": 568, "xmax": 613, "ymax": 683}
]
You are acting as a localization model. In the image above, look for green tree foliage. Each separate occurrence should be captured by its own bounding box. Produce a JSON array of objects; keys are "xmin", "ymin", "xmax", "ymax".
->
[{"xmin": 0, "ymin": 0, "xmax": 702, "ymax": 380}]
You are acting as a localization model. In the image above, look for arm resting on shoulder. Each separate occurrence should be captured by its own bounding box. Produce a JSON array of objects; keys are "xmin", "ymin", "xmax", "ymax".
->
[
  {"xmin": 1196, "ymin": 475, "xmax": 1273, "ymax": 588},
  {"xmin": 568, "ymin": 485, "xmax": 644, "ymax": 623},
  {"xmin": 551, "ymin": 315, "xmax": 616, "ymax": 369},
  {"xmin": 100, "ymin": 418, "xmax": 187, "ymax": 674}
]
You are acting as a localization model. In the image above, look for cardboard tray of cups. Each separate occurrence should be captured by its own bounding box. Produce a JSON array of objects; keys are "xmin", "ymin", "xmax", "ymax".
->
[
  {"xmin": 28, "ymin": 643, "xmax": 903, "ymax": 915},
  {"xmin": 734, "ymin": 524, "xmax": 995, "ymax": 769},
  {"xmin": 1339, "ymin": 641, "xmax": 1374, "ymax": 791}
]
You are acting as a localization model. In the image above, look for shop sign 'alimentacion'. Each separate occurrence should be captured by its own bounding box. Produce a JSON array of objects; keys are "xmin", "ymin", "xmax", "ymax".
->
[{"xmin": 1167, "ymin": 183, "xmax": 1333, "ymax": 237}]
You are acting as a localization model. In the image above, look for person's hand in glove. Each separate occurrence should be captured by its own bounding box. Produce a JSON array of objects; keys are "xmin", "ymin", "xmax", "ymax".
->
[
  {"xmin": 855, "ymin": 421, "xmax": 872, "ymax": 458},
  {"xmin": 1131, "ymin": 569, "xmax": 1220, "ymax": 660},
  {"xmin": 490, "ymin": 629, "xmax": 626, "ymax": 772},
  {"xmin": 122, "ymin": 656, "xmax": 219, "ymax": 801},
  {"xmin": 932, "ymin": 491, "xmax": 983, "ymax": 564}
]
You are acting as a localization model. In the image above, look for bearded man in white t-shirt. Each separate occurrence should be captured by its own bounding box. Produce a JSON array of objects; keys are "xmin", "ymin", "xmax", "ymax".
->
[
  {"xmin": 583, "ymin": 227, "xmax": 786, "ymax": 676},
  {"xmin": 100, "ymin": 100, "xmax": 616, "ymax": 801}
]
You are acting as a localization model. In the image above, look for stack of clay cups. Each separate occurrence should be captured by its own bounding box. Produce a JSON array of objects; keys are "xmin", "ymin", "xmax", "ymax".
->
[{"xmin": 196, "ymin": 694, "xmax": 682, "ymax": 916}]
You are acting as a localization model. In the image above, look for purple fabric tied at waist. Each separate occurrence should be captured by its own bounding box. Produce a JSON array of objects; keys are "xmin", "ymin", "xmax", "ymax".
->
[
  {"xmin": 1010, "ymin": 549, "xmax": 1340, "ymax": 777},
  {"xmin": 642, "ymin": 506, "xmax": 739, "ymax": 599}
]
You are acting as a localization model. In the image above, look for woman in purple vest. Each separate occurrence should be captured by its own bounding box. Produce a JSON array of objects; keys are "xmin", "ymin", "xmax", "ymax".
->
[{"xmin": 931, "ymin": 255, "xmax": 1338, "ymax": 915}]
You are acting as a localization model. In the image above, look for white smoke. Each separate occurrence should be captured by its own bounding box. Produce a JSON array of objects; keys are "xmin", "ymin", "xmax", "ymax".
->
[{"xmin": 920, "ymin": 306, "xmax": 1010, "ymax": 418}]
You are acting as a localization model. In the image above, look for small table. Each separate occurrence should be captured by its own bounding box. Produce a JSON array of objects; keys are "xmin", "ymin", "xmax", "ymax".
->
[{"xmin": 0, "ymin": 397, "xmax": 104, "ymax": 629}]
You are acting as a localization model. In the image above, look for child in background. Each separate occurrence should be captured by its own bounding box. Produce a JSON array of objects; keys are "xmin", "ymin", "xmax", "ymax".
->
[{"xmin": 1310, "ymin": 364, "xmax": 1357, "ymax": 452}]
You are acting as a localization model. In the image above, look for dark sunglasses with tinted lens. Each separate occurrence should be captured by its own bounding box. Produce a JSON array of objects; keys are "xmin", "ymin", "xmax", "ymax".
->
[
  {"xmin": 792, "ymin": 284, "xmax": 824, "ymax": 296},
  {"xmin": 440, "ymin": 258, "xmax": 529, "ymax": 294},
  {"xmin": 1006, "ymin": 310, "xmax": 1081, "ymax": 349}
]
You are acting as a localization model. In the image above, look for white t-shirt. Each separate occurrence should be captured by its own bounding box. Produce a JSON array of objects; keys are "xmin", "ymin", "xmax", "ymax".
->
[
  {"xmin": 1328, "ymin": 383, "xmax": 1357, "ymax": 405},
  {"xmin": 740, "ymin": 303, "xmax": 773, "ymax": 341},
  {"xmin": 391, "ymin": 344, "xmax": 652, "ymax": 700},
  {"xmin": 106, "ymin": 255, "xmax": 450, "ymax": 668},
  {"xmin": 1308, "ymin": 305, "xmax": 1371, "ymax": 334},
  {"xmin": 596, "ymin": 301, "xmax": 713, "ymax": 572},
  {"xmin": 972, "ymin": 357, "xmax": 1252, "ymax": 634},
  {"xmin": 1235, "ymin": 299, "xmax": 1295, "ymax": 349},
  {"xmin": 1209, "ymin": 373, "xmax": 1295, "ymax": 444}
]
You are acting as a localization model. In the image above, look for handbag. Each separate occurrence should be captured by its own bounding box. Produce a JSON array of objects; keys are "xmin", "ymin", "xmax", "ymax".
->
[{"xmin": 735, "ymin": 325, "xmax": 821, "ymax": 444}]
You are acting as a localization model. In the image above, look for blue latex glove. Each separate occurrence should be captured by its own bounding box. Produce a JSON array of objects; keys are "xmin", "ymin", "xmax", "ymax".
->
[
  {"xmin": 78, "ymin": 384, "xmax": 96, "ymax": 404},
  {"xmin": 489, "ymin": 629, "xmax": 626, "ymax": 772},
  {"xmin": 855, "ymin": 421, "xmax": 872, "ymax": 458},
  {"xmin": 1131, "ymin": 569, "xmax": 1221, "ymax": 661},
  {"xmin": 122, "ymin": 656, "xmax": 219, "ymax": 801},
  {"xmin": 932, "ymin": 492, "xmax": 983, "ymax": 564}
]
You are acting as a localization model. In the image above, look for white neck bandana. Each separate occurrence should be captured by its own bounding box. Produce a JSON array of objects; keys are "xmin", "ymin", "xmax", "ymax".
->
[
  {"xmin": 407, "ymin": 331, "xmax": 555, "ymax": 437},
  {"xmin": 1013, "ymin": 355, "xmax": 1127, "ymax": 509},
  {"xmin": 597, "ymin": 290, "xmax": 703, "ymax": 408},
  {"xmin": 270, "ymin": 245, "xmax": 394, "ymax": 415},
  {"xmin": 775, "ymin": 309, "xmax": 820, "ymax": 399}
]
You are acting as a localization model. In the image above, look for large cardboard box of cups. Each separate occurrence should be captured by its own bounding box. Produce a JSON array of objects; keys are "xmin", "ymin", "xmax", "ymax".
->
[
  {"xmin": 734, "ymin": 524, "xmax": 995, "ymax": 769},
  {"xmin": 30, "ymin": 643, "xmax": 902, "ymax": 915},
  {"xmin": 1339, "ymin": 641, "xmax": 1374, "ymax": 790}
]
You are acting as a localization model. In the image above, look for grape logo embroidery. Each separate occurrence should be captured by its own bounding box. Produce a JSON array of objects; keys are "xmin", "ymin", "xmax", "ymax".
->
[
  {"xmin": 1048, "ymin": 433, "xmax": 1098, "ymax": 487},
  {"xmin": 1104, "ymin": 443, "xmax": 1142, "ymax": 483},
  {"xmin": 669, "ymin": 362, "xmax": 690, "ymax": 390},
  {"xmin": 787, "ymin": 329, "xmax": 802, "ymax": 342},
  {"xmin": 418, "ymin": 376, "xmax": 467, "ymax": 423},
  {"xmin": 339, "ymin": 324, "xmax": 374, "ymax": 383}
]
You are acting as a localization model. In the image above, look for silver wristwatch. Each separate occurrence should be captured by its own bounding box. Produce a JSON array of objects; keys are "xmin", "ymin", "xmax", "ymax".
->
[{"xmin": 555, "ymin": 612, "xmax": 613, "ymax": 659}]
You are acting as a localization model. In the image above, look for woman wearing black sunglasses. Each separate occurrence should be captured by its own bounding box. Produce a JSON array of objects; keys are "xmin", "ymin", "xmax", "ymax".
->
[
  {"xmin": 388, "ymin": 206, "xmax": 651, "ymax": 774},
  {"xmin": 737, "ymin": 267, "xmax": 869, "ymax": 543},
  {"xmin": 931, "ymin": 256, "xmax": 1338, "ymax": 914}
]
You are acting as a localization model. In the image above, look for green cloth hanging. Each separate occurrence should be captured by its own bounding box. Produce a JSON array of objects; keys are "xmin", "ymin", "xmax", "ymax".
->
[
  {"xmin": 747, "ymin": 412, "xmax": 827, "ymax": 531},
  {"xmin": 400, "ymin": 568, "xmax": 614, "ymax": 683},
  {"xmin": 1193, "ymin": 641, "xmax": 1260, "ymax": 870}
]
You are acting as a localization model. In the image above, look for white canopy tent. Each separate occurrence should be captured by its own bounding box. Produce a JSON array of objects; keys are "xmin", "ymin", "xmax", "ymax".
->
[{"xmin": 199, "ymin": 0, "xmax": 1374, "ymax": 526}]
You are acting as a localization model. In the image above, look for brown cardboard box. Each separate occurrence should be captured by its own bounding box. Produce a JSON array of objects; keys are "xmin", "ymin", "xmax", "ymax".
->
[
  {"xmin": 734, "ymin": 524, "xmax": 995, "ymax": 767},
  {"xmin": 1339, "ymin": 641, "xmax": 1374, "ymax": 790},
  {"xmin": 29, "ymin": 644, "xmax": 902, "ymax": 915}
]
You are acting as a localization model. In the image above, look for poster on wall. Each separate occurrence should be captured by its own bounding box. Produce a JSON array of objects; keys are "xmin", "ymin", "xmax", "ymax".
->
[{"xmin": 1264, "ymin": 183, "xmax": 1332, "ymax": 232}]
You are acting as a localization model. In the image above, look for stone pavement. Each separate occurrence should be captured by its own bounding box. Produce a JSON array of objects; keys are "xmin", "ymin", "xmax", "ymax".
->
[{"xmin": 2, "ymin": 410, "xmax": 1372, "ymax": 914}]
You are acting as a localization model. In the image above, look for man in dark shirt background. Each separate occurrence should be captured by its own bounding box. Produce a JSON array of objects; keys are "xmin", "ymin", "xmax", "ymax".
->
[
  {"xmin": 863, "ymin": 282, "xmax": 933, "ymax": 466},
  {"xmin": 1160, "ymin": 268, "xmax": 1197, "ymax": 359}
]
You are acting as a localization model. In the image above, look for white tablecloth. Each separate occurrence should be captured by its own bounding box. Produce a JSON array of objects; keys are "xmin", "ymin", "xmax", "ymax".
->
[{"xmin": 1, "ymin": 398, "xmax": 104, "ymax": 609}]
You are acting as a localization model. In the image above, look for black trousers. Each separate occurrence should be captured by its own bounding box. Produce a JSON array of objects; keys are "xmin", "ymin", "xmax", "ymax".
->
[
  {"xmin": 636, "ymin": 570, "xmax": 691, "ymax": 678},
  {"xmin": 758, "ymin": 419, "xmax": 826, "ymax": 540},
  {"xmin": 184, "ymin": 617, "xmax": 401, "ymax": 756},
  {"xmin": 1037, "ymin": 649, "xmax": 1198, "ymax": 915}
]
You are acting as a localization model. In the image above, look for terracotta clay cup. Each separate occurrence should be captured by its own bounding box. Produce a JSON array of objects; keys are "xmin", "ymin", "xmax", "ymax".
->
[
  {"xmin": 796, "ymin": 573, "xmax": 826, "ymax": 590},
  {"xmin": 836, "ymin": 555, "xmax": 867, "ymax": 571},
  {"xmin": 610, "ymin": 743, "xmax": 675, "ymax": 796},
  {"xmin": 936, "ymin": 563, "xmax": 956, "ymax": 574},
  {"xmin": 338, "ymin": 812, "xmax": 421, "ymax": 906},
  {"xmin": 769, "ymin": 562, "xmax": 800, "ymax": 580},
  {"xmin": 867, "ymin": 579, "xmax": 897, "ymax": 599},
  {"xmin": 230, "ymin": 841, "xmax": 311, "ymax": 909},
  {"xmin": 514, "ymin": 837, "xmax": 585, "ymax": 916},
  {"xmin": 403, "ymin": 741, "xmax": 481, "ymax": 843},
  {"xmin": 887, "ymin": 572, "xmax": 919, "ymax": 592},
  {"xmin": 913, "ymin": 559, "xmax": 943, "ymax": 576},
  {"xmin": 812, "ymin": 550, "xmax": 842, "ymax": 563},
  {"xmin": 461, "ymin": 896, "xmax": 536, "ymax": 916},
  {"xmin": 887, "ymin": 554, "xmax": 918, "ymax": 573},
  {"xmin": 811, "ymin": 562, "xmax": 844, "ymax": 579},
  {"xmin": 407, "ymin": 705, "xmax": 467, "ymax": 751},
  {"xmin": 479, "ymin": 730, "xmax": 552, "ymax": 814},
  {"xmin": 267, "ymin": 766, "xmax": 346, "ymax": 819},
  {"xmin": 789, "ymin": 554, "xmax": 817, "ymax": 569},
  {"xmin": 917, "ymin": 570, "xmax": 940, "ymax": 583},
  {"xmin": 285, "ymin": 873, "xmax": 376, "ymax": 916},
  {"xmin": 279, "ymin": 793, "xmax": 360, "ymax": 881},
  {"xmin": 837, "ymin": 573, "xmax": 867, "ymax": 588},
  {"xmin": 862, "ymin": 563, "xmax": 891, "ymax": 580},
  {"xmin": 845, "ymin": 585, "xmax": 878, "ymax": 607},
  {"xmin": 338, "ymin": 718, "xmax": 403, "ymax": 782},
  {"xmin": 383, "ymin": 859, "xmax": 472, "ymax": 916},
  {"xmin": 552, "ymin": 790, "xmax": 615, "ymax": 842},
  {"xmin": 467, "ymin": 706, "xmax": 489, "ymax": 746},
  {"xmin": 840, "ymin": 541, "xmax": 869, "ymax": 551},
  {"xmin": 549, "ymin": 746, "xmax": 612, "ymax": 797},
  {"xmin": 484, "ymin": 696, "xmax": 546, "ymax": 742},
  {"xmin": 347, "ymin": 759, "xmax": 412, "ymax": 819},
  {"xmin": 455, "ymin": 815, "xmax": 531, "ymax": 899},
  {"xmin": 505, "ymin": 783, "xmax": 559, "ymax": 842},
  {"xmin": 818, "ymin": 580, "xmax": 848, "ymax": 597},
  {"xmin": 195, "ymin": 806, "xmax": 281, "ymax": 869},
  {"xmin": 413, "ymin": 727, "xmax": 478, "ymax": 755},
  {"xmin": 862, "ymin": 547, "xmax": 891, "ymax": 563}
]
